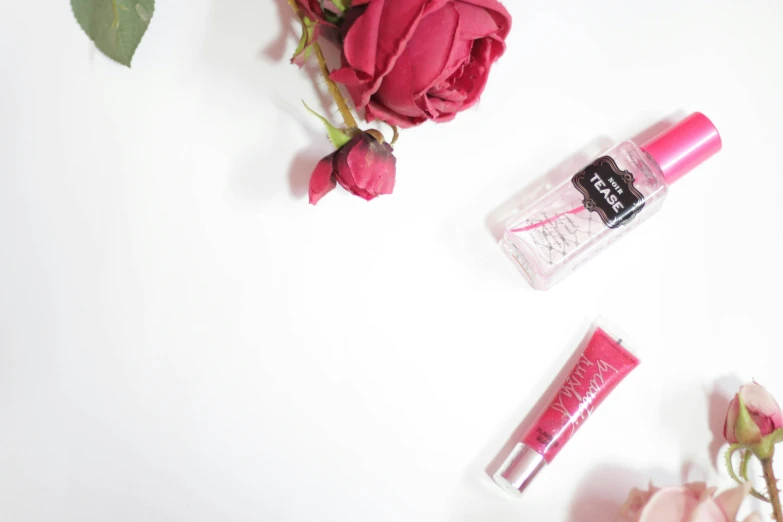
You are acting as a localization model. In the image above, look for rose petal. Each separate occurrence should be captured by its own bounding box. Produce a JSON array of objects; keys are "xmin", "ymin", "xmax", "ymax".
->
[
  {"xmin": 685, "ymin": 483, "xmax": 711, "ymax": 499},
  {"xmin": 373, "ymin": 50, "xmax": 427, "ymax": 118},
  {"xmin": 333, "ymin": 137, "xmax": 359, "ymax": 186},
  {"xmin": 688, "ymin": 498, "xmax": 733, "ymax": 522},
  {"xmin": 432, "ymin": 110, "xmax": 458, "ymax": 124},
  {"xmin": 638, "ymin": 487, "xmax": 700, "ymax": 522},
  {"xmin": 454, "ymin": 1, "xmax": 499, "ymax": 39},
  {"xmin": 714, "ymin": 483, "xmax": 750, "ymax": 521},
  {"xmin": 457, "ymin": 0, "xmax": 512, "ymax": 40},
  {"xmin": 618, "ymin": 486, "xmax": 660, "ymax": 522},
  {"xmin": 369, "ymin": 142, "xmax": 396, "ymax": 195},
  {"xmin": 330, "ymin": 66, "xmax": 369, "ymax": 86},
  {"xmin": 348, "ymin": 0, "xmax": 430, "ymax": 108},
  {"xmin": 365, "ymin": 100, "xmax": 426, "ymax": 128},
  {"xmin": 308, "ymin": 153, "xmax": 337, "ymax": 205},
  {"xmin": 458, "ymin": 0, "xmax": 511, "ymax": 63},
  {"xmin": 428, "ymin": 38, "xmax": 473, "ymax": 92},
  {"xmin": 426, "ymin": 95, "xmax": 463, "ymax": 114},
  {"xmin": 430, "ymin": 84, "xmax": 468, "ymax": 102},
  {"xmin": 742, "ymin": 383, "xmax": 783, "ymax": 429},
  {"xmin": 430, "ymin": 39, "xmax": 490, "ymax": 121},
  {"xmin": 344, "ymin": 134, "xmax": 395, "ymax": 197},
  {"xmin": 345, "ymin": 135, "xmax": 376, "ymax": 189},
  {"xmin": 725, "ymin": 397, "xmax": 739, "ymax": 443},
  {"xmin": 615, "ymin": 482, "xmax": 760, "ymax": 522},
  {"xmin": 375, "ymin": 143, "xmax": 396, "ymax": 195},
  {"xmin": 401, "ymin": 2, "xmax": 459, "ymax": 95},
  {"xmin": 334, "ymin": 136, "xmax": 374, "ymax": 200},
  {"xmin": 342, "ymin": 0, "xmax": 384, "ymax": 76},
  {"xmin": 453, "ymin": 37, "xmax": 492, "ymax": 109},
  {"xmin": 423, "ymin": 0, "xmax": 451, "ymax": 15}
]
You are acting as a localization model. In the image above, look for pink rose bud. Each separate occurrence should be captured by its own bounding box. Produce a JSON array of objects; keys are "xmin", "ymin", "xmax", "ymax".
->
[
  {"xmin": 615, "ymin": 482, "xmax": 762, "ymax": 522},
  {"xmin": 724, "ymin": 382, "xmax": 783, "ymax": 445},
  {"xmin": 309, "ymin": 131, "xmax": 396, "ymax": 204}
]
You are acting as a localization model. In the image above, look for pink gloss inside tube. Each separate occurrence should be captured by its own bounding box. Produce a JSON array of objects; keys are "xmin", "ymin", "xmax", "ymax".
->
[{"xmin": 493, "ymin": 326, "xmax": 639, "ymax": 496}]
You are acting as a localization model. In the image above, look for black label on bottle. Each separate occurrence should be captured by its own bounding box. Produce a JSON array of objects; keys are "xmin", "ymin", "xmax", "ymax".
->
[{"xmin": 571, "ymin": 156, "xmax": 646, "ymax": 229}]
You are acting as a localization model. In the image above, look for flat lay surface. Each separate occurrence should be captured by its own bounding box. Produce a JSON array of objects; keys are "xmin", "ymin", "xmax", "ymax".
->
[{"xmin": 2, "ymin": 1, "xmax": 783, "ymax": 521}]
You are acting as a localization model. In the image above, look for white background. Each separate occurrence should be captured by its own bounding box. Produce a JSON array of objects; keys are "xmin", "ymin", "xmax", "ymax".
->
[{"xmin": 2, "ymin": 1, "xmax": 783, "ymax": 521}]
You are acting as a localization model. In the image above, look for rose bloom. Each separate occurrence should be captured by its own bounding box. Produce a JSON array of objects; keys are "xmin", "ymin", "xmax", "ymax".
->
[
  {"xmin": 725, "ymin": 382, "xmax": 783, "ymax": 445},
  {"xmin": 331, "ymin": 0, "xmax": 512, "ymax": 127},
  {"xmin": 309, "ymin": 130, "xmax": 396, "ymax": 204},
  {"xmin": 616, "ymin": 483, "xmax": 761, "ymax": 522}
]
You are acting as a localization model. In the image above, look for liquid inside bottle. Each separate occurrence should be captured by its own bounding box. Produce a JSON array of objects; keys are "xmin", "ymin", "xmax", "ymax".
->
[{"xmin": 502, "ymin": 141, "xmax": 668, "ymax": 290}]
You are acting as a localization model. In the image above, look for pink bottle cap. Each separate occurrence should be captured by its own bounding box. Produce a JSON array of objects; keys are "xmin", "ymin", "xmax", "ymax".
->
[{"xmin": 640, "ymin": 112, "xmax": 722, "ymax": 184}]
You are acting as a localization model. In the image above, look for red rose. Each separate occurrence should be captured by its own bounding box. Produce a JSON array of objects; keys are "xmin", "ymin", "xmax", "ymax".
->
[
  {"xmin": 309, "ymin": 131, "xmax": 396, "ymax": 204},
  {"xmin": 331, "ymin": 0, "xmax": 511, "ymax": 128}
]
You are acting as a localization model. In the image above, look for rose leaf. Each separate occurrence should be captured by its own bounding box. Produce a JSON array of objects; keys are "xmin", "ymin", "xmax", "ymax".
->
[{"xmin": 71, "ymin": 0, "xmax": 155, "ymax": 67}]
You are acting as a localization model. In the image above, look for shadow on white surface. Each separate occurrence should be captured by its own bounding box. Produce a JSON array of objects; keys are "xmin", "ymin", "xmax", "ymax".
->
[
  {"xmin": 264, "ymin": 0, "xmax": 297, "ymax": 62},
  {"xmin": 221, "ymin": 102, "xmax": 325, "ymax": 204},
  {"xmin": 264, "ymin": 0, "xmax": 342, "ymax": 116},
  {"xmin": 706, "ymin": 375, "xmax": 742, "ymax": 469},
  {"xmin": 277, "ymin": 97, "xmax": 335, "ymax": 199},
  {"xmin": 205, "ymin": 0, "xmax": 348, "ymax": 204},
  {"xmin": 200, "ymin": 0, "xmax": 268, "ymax": 83},
  {"xmin": 627, "ymin": 112, "xmax": 687, "ymax": 150},
  {"xmin": 567, "ymin": 465, "xmax": 675, "ymax": 522},
  {"xmin": 288, "ymin": 149, "xmax": 325, "ymax": 198}
]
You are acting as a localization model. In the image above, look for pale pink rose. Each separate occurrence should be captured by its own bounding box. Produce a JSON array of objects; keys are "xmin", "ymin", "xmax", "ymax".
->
[
  {"xmin": 725, "ymin": 382, "xmax": 783, "ymax": 444},
  {"xmin": 615, "ymin": 482, "xmax": 762, "ymax": 522}
]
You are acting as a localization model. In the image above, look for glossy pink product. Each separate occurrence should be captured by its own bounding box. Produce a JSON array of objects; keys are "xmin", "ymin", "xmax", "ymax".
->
[
  {"xmin": 502, "ymin": 112, "xmax": 722, "ymax": 290},
  {"xmin": 493, "ymin": 327, "xmax": 639, "ymax": 496}
]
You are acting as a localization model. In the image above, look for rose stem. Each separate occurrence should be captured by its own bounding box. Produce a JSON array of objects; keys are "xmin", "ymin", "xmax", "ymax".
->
[
  {"xmin": 312, "ymin": 43, "xmax": 358, "ymax": 129},
  {"xmin": 286, "ymin": 0, "xmax": 358, "ymax": 130},
  {"xmin": 762, "ymin": 459, "xmax": 783, "ymax": 522}
]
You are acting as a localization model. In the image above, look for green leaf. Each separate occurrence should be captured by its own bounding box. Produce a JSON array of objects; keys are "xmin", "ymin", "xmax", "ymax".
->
[
  {"xmin": 725, "ymin": 445, "xmax": 771, "ymax": 502},
  {"xmin": 750, "ymin": 428, "xmax": 783, "ymax": 462},
  {"xmin": 769, "ymin": 427, "xmax": 783, "ymax": 445},
  {"xmin": 323, "ymin": 11, "xmax": 342, "ymax": 24},
  {"xmin": 725, "ymin": 444, "xmax": 746, "ymax": 486},
  {"xmin": 331, "ymin": 0, "xmax": 351, "ymax": 12},
  {"xmin": 71, "ymin": 0, "xmax": 155, "ymax": 67},
  {"xmin": 740, "ymin": 449, "xmax": 751, "ymax": 481},
  {"xmin": 743, "ymin": 452, "xmax": 773, "ymax": 502},
  {"xmin": 291, "ymin": 16, "xmax": 316, "ymax": 65},
  {"xmin": 302, "ymin": 101, "xmax": 352, "ymax": 149}
]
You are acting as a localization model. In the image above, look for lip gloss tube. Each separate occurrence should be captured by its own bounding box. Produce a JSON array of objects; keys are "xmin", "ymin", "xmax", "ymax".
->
[{"xmin": 492, "ymin": 326, "xmax": 640, "ymax": 496}]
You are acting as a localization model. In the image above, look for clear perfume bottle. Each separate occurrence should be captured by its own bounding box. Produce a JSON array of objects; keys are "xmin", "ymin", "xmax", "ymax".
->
[{"xmin": 502, "ymin": 113, "xmax": 722, "ymax": 290}]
